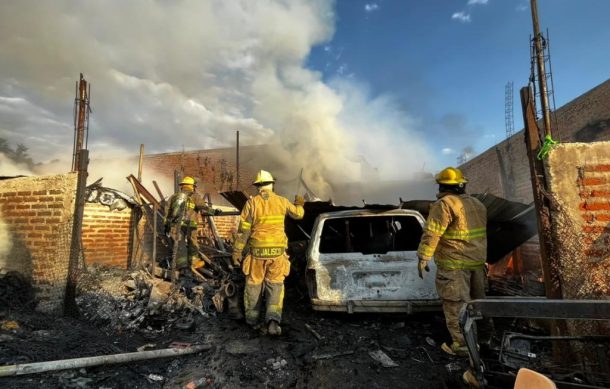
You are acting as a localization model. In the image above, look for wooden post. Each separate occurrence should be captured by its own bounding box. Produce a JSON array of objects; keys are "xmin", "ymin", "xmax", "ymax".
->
[
  {"xmin": 64, "ymin": 149, "xmax": 89, "ymax": 317},
  {"xmin": 236, "ymin": 131, "xmax": 240, "ymax": 191},
  {"xmin": 520, "ymin": 86, "xmax": 561, "ymax": 299},
  {"xmin": 138, "ymin": 144, "xmax": 144, "ymax": 182},
  {"xmin": 152, "ymin": 203, "xmax": 158, "ymax": 275},
  {"xmin": 152, "ymin": 180, "xmax": 165, "ymax": 202}
]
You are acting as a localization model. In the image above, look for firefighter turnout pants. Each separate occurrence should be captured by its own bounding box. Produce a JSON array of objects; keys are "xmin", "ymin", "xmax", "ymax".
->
[
  {"xmin": 435, "ymin": 267, "xmax": 486, "ymax": 346},
  {"xmin": 174, "ymin": 226, "xmax": 200, "ymax": 269},
  {"xmin": 242, "ymin": 253, "xmax": 291, "ymax": 325}
]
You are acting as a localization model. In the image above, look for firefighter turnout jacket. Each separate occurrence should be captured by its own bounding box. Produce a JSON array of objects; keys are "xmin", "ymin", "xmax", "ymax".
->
[
  {"xmin": 417, "ymin": 193, "xmax": 487, "ymax": 270},
  {"xmin": 234, "ymin": 189, "xmax": 304, "ymax": 259},
  {"xmin": 165, "ymin": 189, "xmax": 216, "ymax": 228}
]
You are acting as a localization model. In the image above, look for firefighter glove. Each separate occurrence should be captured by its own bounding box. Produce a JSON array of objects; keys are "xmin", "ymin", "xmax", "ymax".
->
[
  {"xmin": 232, "ymin": 251, "xmax": 242, "ymax": 267},
  {"xmin": 418, "ymin": 257, "xmax": 430, "ymax": 279},
  {"xmin": 294, "ymin": 195, "xmax": 305, "ymax": 206},
  {"xmin": 214, "ymin": 208, "xmax": 222, "ymax": 216}
]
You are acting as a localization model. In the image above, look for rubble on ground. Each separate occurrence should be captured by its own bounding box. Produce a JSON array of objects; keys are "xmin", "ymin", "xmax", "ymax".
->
[{"xmin": 76, "ymin": 266, "xmax": 230, "ymax": 333}]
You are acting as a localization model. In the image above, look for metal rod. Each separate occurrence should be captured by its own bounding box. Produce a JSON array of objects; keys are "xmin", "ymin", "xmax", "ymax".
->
[
  {"xmin": 0, "ymin": 344, "xmax": 211, "ymax": 377},
  {"xmin": 530, "ymin": 0, "xmax": 552, "ymax": 137}
]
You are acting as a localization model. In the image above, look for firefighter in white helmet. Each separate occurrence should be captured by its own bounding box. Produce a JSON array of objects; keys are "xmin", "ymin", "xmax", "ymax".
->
[
  {"xmin": 232, "ymin": 170, "xmax": 305, "ymax": 336},
  {"xmin": 164, "ymin": 176, "xmax": 221, "ymax": 273},
  {"xmin": 416, "ymin": 167, "xmax": 487, "ymax": 356}
]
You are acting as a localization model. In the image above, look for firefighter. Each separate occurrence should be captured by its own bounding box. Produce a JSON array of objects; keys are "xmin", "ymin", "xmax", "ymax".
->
[
  {"xmin": 231, "ymin": 170, "xmax": 305, "ymax": 336},
  {"xmin": 416, "ymin": 167, "xmax": 487, "ymax": 357},
  {"xmin": 164, "ymin": 176, "xmax": 221, "ymax": 273}
]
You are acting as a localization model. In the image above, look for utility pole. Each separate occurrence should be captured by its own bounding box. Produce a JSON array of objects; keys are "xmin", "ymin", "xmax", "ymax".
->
[
  {"xmin": 525, "ymin": 0, "xmax": 561, "ymax": 299},
  {"xmin": 530, "ymin": 0, "xmax": 553, "ymax": 138},
  {"xmin": 72, "ymin": 74, "xmax": 90, "ymax": 172}
]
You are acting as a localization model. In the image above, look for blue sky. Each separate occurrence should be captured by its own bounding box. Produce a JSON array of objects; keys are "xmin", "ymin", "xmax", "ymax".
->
[{"xmin": 307, "ymin": 0, "xmax": 610, "ymax": 167}]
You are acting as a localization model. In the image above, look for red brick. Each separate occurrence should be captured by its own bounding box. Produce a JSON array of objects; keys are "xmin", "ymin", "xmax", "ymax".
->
[
  {"xmin": 38, "ymin": 196, "xmax": 54, "ymax": 202},
  {"xmin": 34, "ymin": 225, "xmax": 50, "ymax": 231},
  {"xmin": 580, "ymin": 177, "xmax": 606, "ymax": 186},
  {"xmin": 1, "ymin": 204, "xmax": 15, "ymax": 210},
  {"xmin": 49, "ymin": 190, "xmax": 62, "ymax": 195},
  {"xmin": 584, "ymin": 164, "xmax": 610, "ymax": 172},
  {"xmin": 33, "ymin": 190, "xmax": 47, "ymax": 195},
  {"xmin": 596, "ymin": 214, "xmax": 610, "ymax": 222},
  {"xmin": 16, "ymin": 204, "xmax": 30, "ymax": 209},
  {"xmin": 579, "ymin": 202, "xmax": 610, "ymax": 211},
  {"xmin": 37, "ymin": 211, "xmax": 52, "ymax": 216},
  {"xmin": 2, "ymin": 192, "xmax": 17, "ymax": 197},
  {"xmin": 44, "ymin": 217, "xmax": 61, "ymax": 224},
  {"xmin": 583, "ymin": 226, "xmax": 610, "ymax": 234},
  {"xmin": 47, "ymin": 204, "xmax": 64, "ymax": 209},
  {"xmin": 17, "ymin": 191, "xmax": 32, "ymax": 196}
]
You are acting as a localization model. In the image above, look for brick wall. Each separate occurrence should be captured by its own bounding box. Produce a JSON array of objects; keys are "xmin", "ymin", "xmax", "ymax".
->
[
  {"xmin": 0, "ymin": 174, "xmax": 77, "ymax": 313},
  {"xmin": 82, "ymin": 203, "xmax": 133, "ymax": 268}
]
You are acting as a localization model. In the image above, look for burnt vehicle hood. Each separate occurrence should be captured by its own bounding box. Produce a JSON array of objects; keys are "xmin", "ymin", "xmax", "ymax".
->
[{"xmin": 220, "ymin": 191, "xmax": 536, "ymax": 264}]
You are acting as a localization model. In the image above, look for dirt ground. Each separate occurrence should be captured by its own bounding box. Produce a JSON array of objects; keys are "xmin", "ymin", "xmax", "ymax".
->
[{"xmin": 0, "ymin": 271, "xmax": 473, "ymax": 389}]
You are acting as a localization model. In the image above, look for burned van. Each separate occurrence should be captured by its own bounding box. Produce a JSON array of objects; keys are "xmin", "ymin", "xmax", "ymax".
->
[{"xmin": 305, "ymin": 209, "xmax": 441, "ymax": 313}]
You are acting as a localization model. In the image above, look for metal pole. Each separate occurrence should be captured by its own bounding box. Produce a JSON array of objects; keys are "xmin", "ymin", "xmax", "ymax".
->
[
  {"xmin": 64, "ymin": 149, "xmax": 89, "ymax": 317},
  {"xmin": 236, "ymin": 131, "xmax": 240, "ymax": 191},
  {"xmin": 138, "ymin": 144, "xmax": 144, "ymax": 182},
  {"xmin": 0, "ymin": 344, "xmax": 211, "ymax": 377},
  {"xmin": 530, "ymin": 0, "xmax": 553, "ymax": 137}
]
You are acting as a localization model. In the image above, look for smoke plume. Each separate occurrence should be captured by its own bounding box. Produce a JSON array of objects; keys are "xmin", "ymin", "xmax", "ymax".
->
[{"xmin": 0, "ymin": 1, "xmax": 436, "ymax": 202}]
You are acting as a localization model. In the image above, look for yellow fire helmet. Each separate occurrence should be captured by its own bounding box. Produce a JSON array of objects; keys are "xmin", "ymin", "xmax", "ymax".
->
[
  {"xmin": 180, "ymin": 176, "xmax": 197, "ymax": 186},
  {"xmin": 252, "ymin": 170, "xmax": 275, "ymax": 185},
  {"xmin": 435, "ymin": 167, "xmax": 468, "ymax": 185}
]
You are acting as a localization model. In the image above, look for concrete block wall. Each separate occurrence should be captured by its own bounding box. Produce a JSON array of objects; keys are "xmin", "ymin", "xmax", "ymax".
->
[
  {"xmin": 81, "ymin": 203, "xmax": 133, "ymax": 268},
  {"xmin": 0, "ymin": 174, "xmax": 77, "ymax": 313}
]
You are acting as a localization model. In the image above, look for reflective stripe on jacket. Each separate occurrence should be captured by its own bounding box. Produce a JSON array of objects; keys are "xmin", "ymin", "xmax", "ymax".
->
[
  {"xmin": 417, "ymin": 193, "xmax": 487, "ymax": 270},
  {"xmin": 233, "ymin": 189, "xmax": 304, "ymax": 256}
]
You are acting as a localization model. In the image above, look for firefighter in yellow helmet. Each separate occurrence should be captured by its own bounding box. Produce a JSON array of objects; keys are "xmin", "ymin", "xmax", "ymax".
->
[
  {"xmin": 164, "ymin": 176, "xmax": 221, "ymax": 274},
  {"xmin": 416, "ymin": 167, "xmax": 487, "ymax": 356},
  {"xmin": 232, "ymin": 170, "xmax": 305, "ymax": 336}
]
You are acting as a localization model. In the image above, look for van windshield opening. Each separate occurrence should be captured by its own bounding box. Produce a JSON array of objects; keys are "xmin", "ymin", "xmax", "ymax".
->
[{"xmin": 319, "ymin": 215, "xmax": 423, "ymax": 254}]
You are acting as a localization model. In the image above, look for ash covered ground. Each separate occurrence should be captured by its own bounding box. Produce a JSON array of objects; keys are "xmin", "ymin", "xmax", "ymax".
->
[{"xmin": 0, "ymin": 268, "xmax": 471, "ymax": 389}]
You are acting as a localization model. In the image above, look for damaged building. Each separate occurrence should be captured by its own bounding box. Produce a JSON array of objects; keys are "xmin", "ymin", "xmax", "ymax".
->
[{"xmin": 0, "ymin": 80, "xmax": 609, "ymax": 389}]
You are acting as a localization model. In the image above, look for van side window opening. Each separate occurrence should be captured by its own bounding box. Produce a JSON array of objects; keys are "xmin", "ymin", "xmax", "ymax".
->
[{"xmin": 319, "ymin": 215, "xmax": 423, "ymax": 254}]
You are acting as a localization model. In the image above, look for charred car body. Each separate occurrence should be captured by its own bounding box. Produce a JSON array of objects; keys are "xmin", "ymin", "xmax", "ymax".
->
[{"xmin": 221, "ymin": 191, "xmax": 537, "ymax": 314}]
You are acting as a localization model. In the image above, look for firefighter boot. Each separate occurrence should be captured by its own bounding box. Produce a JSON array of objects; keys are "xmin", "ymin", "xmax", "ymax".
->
[{"xmin": 268, "ymin": 320, "xmax": 282, "ymax": 336}]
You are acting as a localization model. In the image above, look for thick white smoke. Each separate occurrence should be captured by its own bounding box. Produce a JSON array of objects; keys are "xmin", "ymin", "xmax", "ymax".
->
[{"xmin": 0, "ymin": 1, "xmax": 436, "ymax": 202}]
